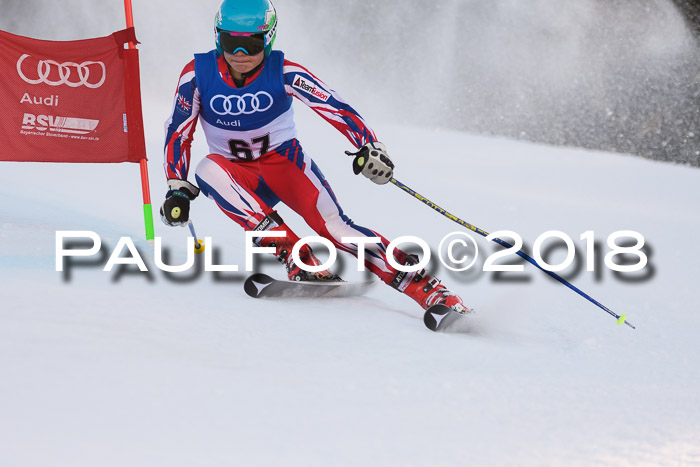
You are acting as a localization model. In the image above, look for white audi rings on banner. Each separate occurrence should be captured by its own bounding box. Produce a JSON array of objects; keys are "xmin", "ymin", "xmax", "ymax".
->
[
  {"xmin": 210, "ymin": 92, "xmax": 274, "ymax": 116},
  {"xmin": 16, "ymin": 54, "xmax": 106, "ymax": 89}
]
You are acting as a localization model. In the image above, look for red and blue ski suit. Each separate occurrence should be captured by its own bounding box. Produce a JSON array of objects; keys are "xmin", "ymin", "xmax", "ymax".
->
[{"xmin": 164, "ymin": 50, "xmax": 406, "ymax": 284}]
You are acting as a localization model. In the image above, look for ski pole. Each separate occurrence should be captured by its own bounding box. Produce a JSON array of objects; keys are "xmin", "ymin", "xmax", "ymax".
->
[
  {"xmin": 389, "ymin": 177, "xmax": 636, "ymax": 329},
  {"xmin": 187, "ymin": 219, "xmax": 205, "ymax": 254}
]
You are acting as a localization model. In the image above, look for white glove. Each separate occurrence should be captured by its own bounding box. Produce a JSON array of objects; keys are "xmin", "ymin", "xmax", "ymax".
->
[{"xmin": 345, "ymin": 142, "xmax": 394, "ymax": 185}]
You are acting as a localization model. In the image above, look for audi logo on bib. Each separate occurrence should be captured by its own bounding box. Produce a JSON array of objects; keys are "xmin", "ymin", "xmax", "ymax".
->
[
  {"xmin": 210, "ymin": 92, "xmax": 274, "ymax": 116},
  {"xmin": 16, "ymin": 54, "xmax": 106, "ymax": 89}
]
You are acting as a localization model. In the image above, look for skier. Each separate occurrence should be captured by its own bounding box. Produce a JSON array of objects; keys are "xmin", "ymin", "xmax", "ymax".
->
[{"xmin": 161, "ymin": 0, "xmax": 467, "ymax": 313}]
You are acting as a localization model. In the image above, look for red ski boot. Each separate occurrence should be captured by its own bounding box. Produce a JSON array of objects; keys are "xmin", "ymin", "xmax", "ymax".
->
[
  {"xmin": 390, "ymin": 255, "xmax": 469, "ymax": 313},
  {"xmin": 253, "ymin": 213, "xmax": 341, "ymax": 282}
]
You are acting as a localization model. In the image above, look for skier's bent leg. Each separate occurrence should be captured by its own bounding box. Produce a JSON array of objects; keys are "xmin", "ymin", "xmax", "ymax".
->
[
  {"xmin": 309, "ymin": 203, "xmax": 467, "ymax": 311},
  {"xmin": 260, "ymin": 149, "xmax": 399, "ymax": 281},
  {"xmin": 264, "ymin": 146, "xmax": 467, "ymax": 310},
  {"xmin": 250, "ymin": 211, "xmax": 340, "ymax": 282},
  {"xmin": 194, "ymin": 154, "xmax": 335, "ymax": 281},
  {"xmin": 194, "ymin": 154, "xmax": 272, "ymax": 229}
]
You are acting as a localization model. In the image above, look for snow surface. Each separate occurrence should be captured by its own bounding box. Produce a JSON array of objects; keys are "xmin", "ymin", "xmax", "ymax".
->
[
  {"xmin": 2, "ymin": 108, "xmax": 700, "ymax": 466},
  {"xmin": 2, "ymin": 2, "xmax": 700, "ymax": 465}
]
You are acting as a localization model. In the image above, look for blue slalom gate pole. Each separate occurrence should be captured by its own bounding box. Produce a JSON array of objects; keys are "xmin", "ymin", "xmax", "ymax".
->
[{"xmin": 390, "ymin": 178, "xmax": 635, "ymax": 329}]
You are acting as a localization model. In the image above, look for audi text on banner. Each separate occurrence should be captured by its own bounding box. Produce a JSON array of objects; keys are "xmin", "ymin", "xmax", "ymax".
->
[{"xmin": 0, "ymin": 28, "xmax": 146, "ymax": 163}]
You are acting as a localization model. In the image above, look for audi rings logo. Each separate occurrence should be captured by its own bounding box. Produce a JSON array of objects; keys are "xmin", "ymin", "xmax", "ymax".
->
[
  {"xmin": 16, "ymin": 54, "xmax": 106, "ymax": 89},
  {"xmin": 210, "ymin": 92, "xmax": 274, "ymax": 116}
]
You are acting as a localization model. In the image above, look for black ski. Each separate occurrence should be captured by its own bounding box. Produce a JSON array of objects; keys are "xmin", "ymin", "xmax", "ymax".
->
[
  {"xmin": 244, "ymin": 273, "xmax": 375, "ymax": 299},
  {"xmin": 423, "ymin": 304, "xmax": 470, "ymax": 332}
]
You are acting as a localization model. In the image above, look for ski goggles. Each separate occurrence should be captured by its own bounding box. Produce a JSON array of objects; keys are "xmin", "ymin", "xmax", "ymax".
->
[{"xmin": 217, "ymin": 29, "xmax": 266, "ymax": 56}]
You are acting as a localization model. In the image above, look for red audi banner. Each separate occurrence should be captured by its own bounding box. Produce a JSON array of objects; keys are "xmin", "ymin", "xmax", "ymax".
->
[{"xmin": 0, "ymin": 28, "xmax": 146, "ymax": 163}]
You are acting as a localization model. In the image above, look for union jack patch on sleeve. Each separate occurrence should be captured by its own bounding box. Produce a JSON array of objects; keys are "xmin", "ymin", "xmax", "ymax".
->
[{"xmin": 177, "ymin": 94, "xmax": 192, "ymax": 112}]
